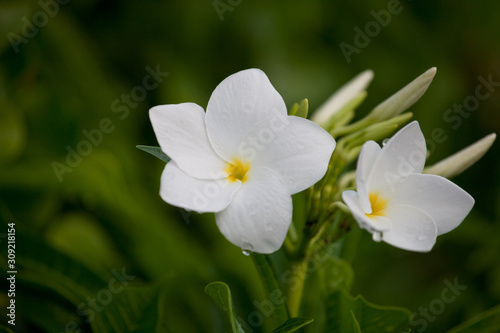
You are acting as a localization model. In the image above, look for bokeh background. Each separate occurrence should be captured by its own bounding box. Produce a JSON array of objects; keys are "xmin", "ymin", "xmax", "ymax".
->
[{"xmin": 1, "ymin": 0, "xmax": 499, "ymax": 332}]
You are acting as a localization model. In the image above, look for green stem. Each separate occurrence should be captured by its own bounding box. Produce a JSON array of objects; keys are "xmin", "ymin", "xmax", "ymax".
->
[
  {"xmin": 286, "ymin": 258, "xmax": 308, "ymax": 318},
  {"xmin": 251, "ymin": 253, "xmax": 289, "ymax": 327}
]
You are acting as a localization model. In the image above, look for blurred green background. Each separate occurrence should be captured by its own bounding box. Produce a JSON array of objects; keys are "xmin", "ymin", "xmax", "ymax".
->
[{"xmin": 0, "ymin": 0, "xmax": 499, "ymax": 332}]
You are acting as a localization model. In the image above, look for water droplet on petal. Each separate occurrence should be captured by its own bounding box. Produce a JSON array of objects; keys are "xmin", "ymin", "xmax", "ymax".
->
[
  {"xmin": 417, "ymin": 235, "xmax": 428, "ymax": 241},
  {"xmin": 241, "ymin": 242, "xmax": 254, "ymax": 256},
  {"xmin": 382, "ymin": 138, "xmax": 390, "ymax": 146},
  {"xmin": 372, "ymin": 231, "xmax": 383, "ymax": 242}
]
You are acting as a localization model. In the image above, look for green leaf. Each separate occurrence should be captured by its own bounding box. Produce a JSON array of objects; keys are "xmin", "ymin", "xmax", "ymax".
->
[
  {"xmin": 350, "ymin": 311, "xmax": 362, "ymax": 333},
  {"xmin": 295, "ymin": 99, "xmax": 309, "ymax": 118},
  {"xmin": 251, "ymin": 253, "xmax": 289, "ymax": 326},
  {"xmin": 0, "ymin": 324, "xmax": 14, "ymax": 333},
  {"xmin": 447, "ymin": 304, "xmax": 500, "ymax": 333},
  {"xmin": 92, "ymin": 281, "xmax": 173, "ymax": 333},
  {"xmin": 205, "ymin": 281, "xmax": 245, "ymax": 333},
  {"xmin": 271, "ymin": 317, "xmax": 314, "ymax": 333},
  {"xmin": 136, "ymin": 145, "xmax": 171, "ymax": 163},
  {"xmin": 320, "ymin": 256, "xmax": 354, "ymax": 292},
  {"xmin": 2, "ymin": 225, "xmax": 109, "ymax": 306},
  {"xmin": 289, "ymin": 102, "xmax": 299, "ymax": 116},
  {"xmin": 325, "ymin": 288, "xmax": 411, "ymax": 333},
  {"xmin": 288, "ymin": 98, "xmax": 308, "ymax": 118}
]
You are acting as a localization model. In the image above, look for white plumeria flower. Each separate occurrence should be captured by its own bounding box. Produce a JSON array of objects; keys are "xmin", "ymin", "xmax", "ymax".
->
[
  {"xmin": 342, "ymin": 121, "xmax": 474, "ymax": 252},
  {"xmin": 150, "ymin": 69, "xmax": 336, "ymax": 254}
]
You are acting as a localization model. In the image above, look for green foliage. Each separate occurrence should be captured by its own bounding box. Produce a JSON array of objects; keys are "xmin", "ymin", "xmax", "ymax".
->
[
  {"xmin": 205, "ymin": 282, "xmax": 245, "ymax": 333},
  {"xmin": 447, "ymin": 305, "xmax": 500, "ymax": 333},
  {"xmin": 0, "ymin": 325, "xmax": 14, "ymax": 333},
  {"xmin": 325, "ymin": 289, "xmax": 412, "ymax": 333},
  {"xmin": 0, "ymin": 0, "xmax": 499, "ymax": 332},
  {"xmin": 271, "ymin": 317, "xmax": 314, "ymax": 333},
  {"xmin": 136, "ymin": 145, "xmax": 171, "ymax": 163},
  {"xmin": 91, "ymin": 282, "xmax": 172, "ymax": 333},
  {"xmin": 289, "ymin": 99, "xmax": 309, "ymax": 118}
]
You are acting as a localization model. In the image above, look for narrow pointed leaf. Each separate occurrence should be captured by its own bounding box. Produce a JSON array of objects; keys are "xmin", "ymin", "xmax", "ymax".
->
[
  {"xmin": 136, "ymin": 145, "xmax": 171, "ymax": 163},
  {"xmin": 271, "ymin": 317, "xmax": 314, "ymax": 333},
  {"xmin": 447, "ymin": 305, "xmax": 500, "ymax": 333},
  {"xmin": 251, "ymin": 254, "xmax": 289, "ymax": 326}
]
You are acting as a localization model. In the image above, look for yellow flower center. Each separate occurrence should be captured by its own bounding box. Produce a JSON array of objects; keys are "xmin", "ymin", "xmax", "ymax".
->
[
  {"xmin": 225, "ymin": 159, "xmax": 250, "ymax": 183},
  {"xmin": 366, "ymin": 192, "xmax": 388, "ymax": 218}
]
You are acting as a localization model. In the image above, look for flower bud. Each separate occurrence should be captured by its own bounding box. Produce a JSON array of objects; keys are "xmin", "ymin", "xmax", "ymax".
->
[
  {"xmin": 424, "ymin": 133, "xmax": 496, "ymax": 179},
  {"xmin": 312, "ymin": 70, "xmax": 373, "ymax": 128}
]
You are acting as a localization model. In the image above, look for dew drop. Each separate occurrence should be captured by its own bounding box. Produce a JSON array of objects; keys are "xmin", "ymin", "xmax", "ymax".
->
[
  {"xmin": 372, "ymin": 231, "xmax": 383, "ymax": 242},
  {"xmin": 382, "ymin": 138, "xmax": 390, "ymax": 146},
  {"xmin": 242, "ymin": 242, "xmax": 254, "ymax": 256},
  {"xmin": 417, "ymin": 235, "xmax": 428, "ymax": 241}
]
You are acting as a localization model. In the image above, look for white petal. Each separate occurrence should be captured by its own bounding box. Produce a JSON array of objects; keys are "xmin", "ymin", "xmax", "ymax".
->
[
  {"xmin": 369, "ymin": 67, "xmax": 437, "ymax": 120},
  {"xmin": 311, "ymin": 70, "xmax": 374, "ymax": 126},
  {"xmin": 205, "ymin": 69, "xmax": 287, "ymax": 161},
  {"xmin": 150, "ymin": 103, "xmax": 227, "ymax": 179},
  {"xmin": 387, "ymin": 174, "xmax": 474, "ymax": 235},
  {"xmin": 368, "ymin": 121, "xmax": 426, "ymax": 192},
  {"xmin": 236, "ymin": 116, "xmax": 335, "ymax": 194},
  {"xmin": 356, "ymin": 141, "xmax": 382, "ymax": 214},
  {"xmin": 342, "ymin": 190, "xmax": 392, "ymax": 232},
  {"xmin": 382, "ymin": 204, "xmax": 437, "ymax": 252},
  {"xmin": 159, "ymin": 162, "xmax": 241, "ymax": 213},
  {"xmin": 215, "ymin": 167, "xmax": 292, "ymax": 254}
]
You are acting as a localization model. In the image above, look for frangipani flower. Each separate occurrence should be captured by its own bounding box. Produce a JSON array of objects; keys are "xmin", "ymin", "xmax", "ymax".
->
[
  {"xmin": 342, "ymin": 121, "xmax": 474, "ymax": 252},
  {"xmin": 150, "ymin": 69, "xmax": 336, "ymax": 254}
]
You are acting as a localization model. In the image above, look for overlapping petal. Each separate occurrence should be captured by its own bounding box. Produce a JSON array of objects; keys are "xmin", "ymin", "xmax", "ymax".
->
[
  {"xmin": 382, "ymin": 205, "xmax": 437, "ymax": 252},
  {"xmin": 342, "ymin": 190, "xmax": 392, "ymax": 232},
  {"xmin": 150, "ymin": 68, "xmax": 337, "ymax": 254},
  {"xmin": 160, "ymin": 162, "xmax": 241, "ymax": 213},
  {"xmin": 387, "ymin": 174, "xmax": 474, "ymax": 235},
  {"xmin": 367, "ymin": 121, "xmax": 426, "ymax": 192},
  {"xmin": 215, "ymin": 167, "xmax": 292, "ymax": 254},
  {"xmin": 343, "ymin": 120, "xmax": 474, "ymax": 252},
  {"xmin": 236, "ymin": 115, "xmax": 336, "ymax": 194},
  {"xmin": 356, "ymin": 140, "xmax": 381, "ymax": 214},
  {"xmin": 150, "ymin": 103, "xmax": 227, "ymax": 179},
  {"xmin": 206, "ymin": 69, "xmax": 287, "ymax": 161}
]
